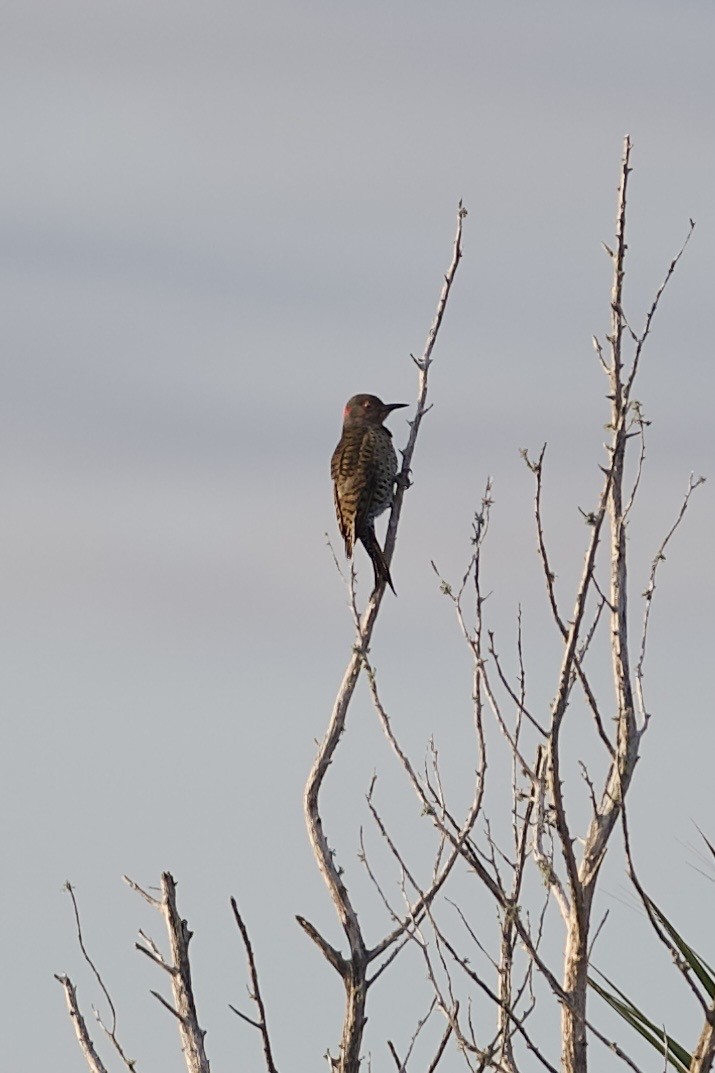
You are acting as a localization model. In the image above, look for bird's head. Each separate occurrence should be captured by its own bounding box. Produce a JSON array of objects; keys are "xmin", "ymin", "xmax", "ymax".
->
[{"xmin": 342, "ymin": 394, "xmax": 408, "ymax": 427}]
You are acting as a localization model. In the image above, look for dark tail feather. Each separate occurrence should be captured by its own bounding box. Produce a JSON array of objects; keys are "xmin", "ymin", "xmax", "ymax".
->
[{"xmin": 359, "ymin": 527, "xmax": 397, "ymax": 595}]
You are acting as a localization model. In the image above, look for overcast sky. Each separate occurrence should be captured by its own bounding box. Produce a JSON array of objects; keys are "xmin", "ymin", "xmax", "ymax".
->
[{"xmin": 4, "ymin": 2, "xmax": 714, "ymax": 1070}]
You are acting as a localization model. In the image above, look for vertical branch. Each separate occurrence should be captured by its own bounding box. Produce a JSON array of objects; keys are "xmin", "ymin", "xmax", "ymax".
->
[
  {"xmin": 607, "ymin": 136, "xmax": 637, "ymax": 767},
  {"xmin": 129, "ymin": 872, "xmax": 210, "ymax": 1073},
  {"xmin": 384, "ymin": 202, "xmax": 467, "ymax": 569},
  {"xmin": 54, "ymin": 974, "xmax": 110, "ymax": 1073},
  {"xmin": 558, "ymin": 134, "xmax": 694, "ymax": 1073},
  {"xmin": 546, "ymin": 468, "xmax": 611, "ymax": 907},
  {"xmin": 229, "ymin": 898, "xmax": 280, "ymax": 1073},
  {"xmin": 159, "ymin": 873, "xmax": 211, "ymax": 1073},
  {"xmin": 561, "ymin": 137, "xmax": 639, "ymax": 1073},
  {"xmin": 690, "ymin": 1009, "xmax": 715, "ymax": 1073},
  {"xmin": 302, "ymin": 206, "xmax": 466, "ymax": 1073}
]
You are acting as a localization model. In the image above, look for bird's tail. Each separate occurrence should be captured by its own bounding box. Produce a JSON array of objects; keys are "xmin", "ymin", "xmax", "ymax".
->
[{"xmin": 359, "ymin": 527, "xmax": 396, "ymax": 595}]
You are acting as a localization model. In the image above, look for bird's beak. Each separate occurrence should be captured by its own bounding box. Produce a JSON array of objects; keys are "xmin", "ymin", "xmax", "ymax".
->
[{"xmin": 383, "ymin": 402, "xmax": 408, "ymax": 414}]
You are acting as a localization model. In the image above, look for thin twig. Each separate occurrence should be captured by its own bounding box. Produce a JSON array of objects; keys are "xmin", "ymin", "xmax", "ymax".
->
[
  {"xmin": 230, "ymin": 898, "xmax": 279, "ymax": 1073},
  {"xmin": 635, "ymin": 473, "xmax": 705, "ymax": 724},
  {"xmin": 625, "ymin": 219, "xmax": 696, "ymax": 398},
  {"xmin": 61, "ymin": 883, "xmax": 137, "ymax": 1071}
]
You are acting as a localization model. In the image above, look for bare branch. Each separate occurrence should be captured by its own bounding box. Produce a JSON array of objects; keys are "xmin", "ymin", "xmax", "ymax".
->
[
  {"xmin": 55, "ymin": 974, "xmax": 110, "ymax": 1073},
  {"xmin": 387, "ymin": 998, "xmax": 438, "ymax": 1072},
  {"xmin": 548, "ymin": 455, "xmax": 612, "ymax": 903},
  {"xmin": 304, "ymin": 205, "xmax": 465, "ymax": 1073},
  {"xmin": 135, "ymin": 940, "xmax": 173, "ymax": 974},
  {"xmin": 63, "ymin": 883, "xmax": 119, "ymax": 1037},
  {"xmin": 295, "ymin": 916, "xmax": 345, "ymax": 975},
  {"xmin": 624, "ymin": 218, "xmax": 696, "ymax": 398},
  {"xmin": 621, "ymin": 401, "xmax": 648, "ymax": 524},
  {"xmin": 150, "ymin": 989, "xmax": 183, "ymax": 1021},
  {"xmin": 557, "ymin": 132, "xmax": 635, "ymax": 1073},
  {"xmin": 384, "ymin": 203, "xmax": 467, "ymax": 578},
  {"xmin": 426, "ymin": 914, "xmax": 560, "ymax": 1073},
  {"xmin": 690, "ymin": 1004, "xmax": 715, "ymax": 1073},
  {"xmin": 122, "ymin": 874, "xmax": 161, "ymax": 909},
  {"xmin": 61, "ymin": 882, "xmax": 137, "ymax": 1070},
  {"xmin": 526, "ymin": 446, "xmax": 615, "ymax": 755},
  {"xmin": 362, "ymin": 767, "xmax": 479, "ymax": 965},
  {"xmin": 527, "ymin": 443, "xmax": 563, "ymax": 630},
  {"xmin": 387, "ymin": 1039, "xmax": 404, "ymax": 1071},
  {"xmin": 230, "ymin": 898, "xmax": 279, "ymax": 1073},
  {"xmin": 161, "ymin": 873, "xmax": 211, "ymax": 1072},
  {"xmin": 128, "ymin": 872, "xmax": 210, "ymax": 1073},
  {"xmin": 136, "ymin": 928, "xmax": 166, "ymax": 966},
  {"xmin": 635, "ymin": 473, "xmax": 705, "ymax": 723},
  {"xmin": 426, "ymin": 1019, "xmax": 454, "ymax": 1073}
]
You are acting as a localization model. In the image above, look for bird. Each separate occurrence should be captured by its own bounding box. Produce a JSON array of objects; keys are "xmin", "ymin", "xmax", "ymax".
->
[{"xmin": 331, "ymin": 393, "xmax": 407, "ymax": 594}]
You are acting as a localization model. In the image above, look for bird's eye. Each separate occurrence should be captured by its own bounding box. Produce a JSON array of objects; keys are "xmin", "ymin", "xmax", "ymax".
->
[{"xmin": 363, "ymin": 400, "xmax": 370, "ymax": 408}]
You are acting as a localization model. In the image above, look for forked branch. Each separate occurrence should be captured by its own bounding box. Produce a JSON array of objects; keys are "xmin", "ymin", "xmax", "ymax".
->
[
  {"xmin": 303, "ymin": 205, "xmax": 466, "ymax": 1073},
  {"xmin": 229, "ymin": 898, "xmax": 279, "ymax": 1073}
]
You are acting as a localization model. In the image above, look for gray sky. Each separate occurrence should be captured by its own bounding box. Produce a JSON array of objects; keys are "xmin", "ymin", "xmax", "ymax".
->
[{"xmin": 4, "ymin": 2, "xmax": 714, "ymax": 1070}]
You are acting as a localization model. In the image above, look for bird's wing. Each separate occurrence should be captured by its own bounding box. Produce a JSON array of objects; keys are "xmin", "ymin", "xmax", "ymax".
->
[
  {"xmin": 329, "ymin": 442, "xmax": 342, "ymax": 484},
  {"xmin": 353, "ymin": 431, "xmax": 380, "ymax": 538},
  {"xmin": 332, "ymin": 481, "xmax": 353, "ymax": 557},
  {"xmin": 331, "ymin": 436, "xmax": 363, "ymax": 558}
]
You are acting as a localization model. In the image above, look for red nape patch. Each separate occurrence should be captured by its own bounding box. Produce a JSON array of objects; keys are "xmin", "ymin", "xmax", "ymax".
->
[{"xmin": 343, "ymin": 404, "xmax": 350, "ymax": 417}]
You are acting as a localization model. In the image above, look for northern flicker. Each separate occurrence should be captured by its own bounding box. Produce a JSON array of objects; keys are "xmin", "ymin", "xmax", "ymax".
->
[{"xmin": 331, "ymin": 393, "xmax": 407, "ymax": 594}]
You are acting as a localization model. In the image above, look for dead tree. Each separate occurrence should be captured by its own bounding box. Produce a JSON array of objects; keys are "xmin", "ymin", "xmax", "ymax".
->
[
  {"xmin": 359, "ymin": 137, "xmax": 699, "ymax": 1073},
  {"xmin": 58, "ymin": 143, "xmax": 700, "ymax": 1073}
]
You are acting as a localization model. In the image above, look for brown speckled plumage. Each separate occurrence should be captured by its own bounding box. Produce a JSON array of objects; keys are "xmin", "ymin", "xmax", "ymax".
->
[{"xmin": 331, "ymin": 394, "xmax": 407, "ymax": 594}]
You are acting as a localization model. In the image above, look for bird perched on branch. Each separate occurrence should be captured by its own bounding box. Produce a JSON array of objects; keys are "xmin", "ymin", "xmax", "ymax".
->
[{"xmin": 331, "ymin": 393, "xmax": 407, "ymax": 594}]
